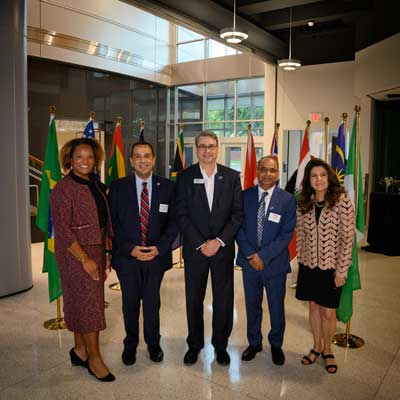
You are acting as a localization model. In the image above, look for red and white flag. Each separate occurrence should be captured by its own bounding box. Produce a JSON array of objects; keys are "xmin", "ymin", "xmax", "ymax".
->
[
  {"xmin": 289, "ymin": 121, "xmax": 311, "ymax": 261},
  {"xmin": 243, "ymin": 124, "xmax": 257, "ymax": 190}
]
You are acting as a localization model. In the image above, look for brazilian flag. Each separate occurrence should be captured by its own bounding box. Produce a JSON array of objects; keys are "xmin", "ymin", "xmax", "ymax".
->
[{"xmin": 36, "ymin": 114, "xmax": 62, "ymax": 302}]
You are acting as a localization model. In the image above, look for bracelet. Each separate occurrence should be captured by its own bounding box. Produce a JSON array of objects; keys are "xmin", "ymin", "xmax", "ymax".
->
[{"xmin": 79, "ymin": 252, "xmax": 88, "ymax": 264}]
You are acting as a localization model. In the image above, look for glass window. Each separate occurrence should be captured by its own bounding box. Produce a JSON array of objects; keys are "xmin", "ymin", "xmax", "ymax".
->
[
  {"xmin": 177, "ymin": 26, "xmax": 204, "ymax": 42},
  {"xmin": 180, "ymin": 123, "xmax": 203, "ymax": 138},
  {"xmin": 255, "ymin": 147, "xmax": 263, "ymax": 162},
  {"xmin": 206, "ymin": 81, "xmax": 235, "ymax": 122},
  {"xmin": 205, "ymin": 122, "xmax": 234, "ymax": 137},
  {"xmin": 237, "ymin": 78, "xmax": 264, "ymax": 120},
  {"xmin": 225, "ymin": 147, "xmax": 242, "ymax": 172},
  {"xmin": 177, "ymin": 41, "xmax": 205, "ymax": 63},
  {"xmin": 185, "ymin": 146, "xmax": 194, "ymax": 167},
  {"xmin": 236, "ymin": 121, "xmax": 264, "ymax": 137},
  {"xmin": 207, "ymin": 39, "xmax": 236, "ymax": 58},
  {"xmin": 177, "ymin": 85, "xmax": 204, "ymax": 122}
]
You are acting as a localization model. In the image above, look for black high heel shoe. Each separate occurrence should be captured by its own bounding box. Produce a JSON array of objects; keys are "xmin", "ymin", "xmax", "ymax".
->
[
  {"xmin": 87, "ymin": 364, "xmax": 116, "ymax": 382},
  {"xmin": 69, "ymin": 348, "xmax": 88, "ymax": 368}
]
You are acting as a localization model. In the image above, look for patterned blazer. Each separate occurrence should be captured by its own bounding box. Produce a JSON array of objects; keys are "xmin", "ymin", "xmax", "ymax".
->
[{"xmin": 296, "ymin": 194, "xmax": 355, "ymax": 279}]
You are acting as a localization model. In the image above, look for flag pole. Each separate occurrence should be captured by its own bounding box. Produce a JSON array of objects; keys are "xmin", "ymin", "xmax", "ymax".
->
[
  {"xmin": 324, "ymin": 117, "xmax": 329, "ymax": 162},
  {"xmin": 41, "ymin": 106, "xmax": 66, "ymax": 330},
  {"xmin": 44, "ymin": 297, "xmax": 66, "ymax": 330},
  {"xmin": 109, "ymin": 116, "xmax": 123, "ymax": 291},
  {"xmin": 333, "ymin": 105, "xmax": 364, "ymax": 349}
]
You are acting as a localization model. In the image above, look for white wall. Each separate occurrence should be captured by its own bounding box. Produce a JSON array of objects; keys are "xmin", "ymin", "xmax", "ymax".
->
[{"xmin": 27, "ymin": 0, "xmax": 174, "ymax": 85}]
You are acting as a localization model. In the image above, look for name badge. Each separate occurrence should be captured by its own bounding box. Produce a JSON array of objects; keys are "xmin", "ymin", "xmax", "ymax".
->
[
  {"xmin": 194, "ymin": 178, "xmax": 204, "ymax": 184},
  {"xmin": 159, "ymin": 204, "xmax": 169, "ymax": 213},
  {"xmin": 268, "ymin": 212, "xmax": 281, "ymax": 223}
]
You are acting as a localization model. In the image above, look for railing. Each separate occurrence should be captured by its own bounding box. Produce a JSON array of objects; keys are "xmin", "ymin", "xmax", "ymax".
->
[{"xmin": 29, "ymin": 155, "xmax": 43, "ymax": 216}]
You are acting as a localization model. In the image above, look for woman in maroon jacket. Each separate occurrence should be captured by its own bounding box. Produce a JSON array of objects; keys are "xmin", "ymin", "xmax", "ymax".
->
[{"xmin": 50, "ymin": 138, "xmax": 115, "ymax": 382}]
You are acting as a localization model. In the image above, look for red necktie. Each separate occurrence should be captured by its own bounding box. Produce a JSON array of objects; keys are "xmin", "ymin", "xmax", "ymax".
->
[{"xmin": 140, "ymin": 182, "xmax": 150, "ymax": 245}]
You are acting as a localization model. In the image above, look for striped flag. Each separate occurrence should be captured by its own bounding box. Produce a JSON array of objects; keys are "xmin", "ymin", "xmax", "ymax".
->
[
  {"xmin": 337, "ymin": 115, "xmax": 363, "ymax": 323},
  {"xmin": 288, "ymin": 122, "xmax": 311, "ymax": 261},
  {"xmin": 105, "ymin": 119, "xmax": 126, "ymax": 187},
  {"xmin": 36, "ymin": 113, "xmax": 62, "ymax": 302},
  {"xmin": 171, "ymin": 127, "xmax": 186, "ymax": 181},
  {"xmin": 243, "ymin": 124, "xmax": 257, "ymax": 190},
  {"xmin": 270, "ymin": 128, "xmax": 278, "ymax": 157},
  {"xmin": 83, "ymin": 117, "xmax": 95, "ymax": 138},
  {"xmin": 332, "ymin": 122, "xmax": 346, "ymax": 184}
]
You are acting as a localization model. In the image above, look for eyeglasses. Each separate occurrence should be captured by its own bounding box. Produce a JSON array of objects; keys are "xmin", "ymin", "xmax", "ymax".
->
[
  {"xmin": 258, "ymin": 167, "xmax": 278, "ymax": 174},
  {"xmin": 197, "ymin": 144, "xmax": 218, "ymax": 151}
]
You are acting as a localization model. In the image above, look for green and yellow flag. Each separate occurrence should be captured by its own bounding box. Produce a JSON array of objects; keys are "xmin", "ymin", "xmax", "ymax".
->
[
  {"xmin": 170, "ymin": 127, "xmax": 186, "ymax": 181},
  {"xmin": 105, "ymin": 119, "xmax": 126, "ymax": 186},
  {"xmin": 36, "ymin": 113, "xmax": 62, "ymax": 302},
  {"xmin": 336, "ymin": 114, "xmax": 364, "ymax": 323}
]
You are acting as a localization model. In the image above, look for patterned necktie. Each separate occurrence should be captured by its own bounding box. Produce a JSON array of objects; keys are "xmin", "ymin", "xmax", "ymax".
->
[
  {"xmin": 257, "ymin": 191, "xmax": 268, "ymax": 247},
  {"xmin": 140, "ymin": 181, "xmax": 150, "ymax": 245}
]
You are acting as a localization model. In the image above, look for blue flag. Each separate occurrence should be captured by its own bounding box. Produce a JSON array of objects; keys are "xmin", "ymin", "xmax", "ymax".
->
[
  {"xmin": 332, "ymin": 122, "xmax": 346, "ymax": 184},
  {"xmin": 83, "ymin": 119, "xmax": 95, "ymax": 138}
]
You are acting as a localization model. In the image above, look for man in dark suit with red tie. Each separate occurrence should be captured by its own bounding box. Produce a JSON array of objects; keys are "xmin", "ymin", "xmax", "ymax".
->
[
  {"xmin": 109, "ymin": 142, "xmax": 177, "ymax": 366},
  {"xmin": 175, "ymin": 131, "xmax": 243, "ymax": 366}
]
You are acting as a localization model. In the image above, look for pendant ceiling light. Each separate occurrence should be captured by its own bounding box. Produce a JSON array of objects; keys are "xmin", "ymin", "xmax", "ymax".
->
[
  {"xmin": 278, "ymin": 8, "xmax": 301, "ymax": 71},
  {"xmin": 220, "ymin": 0, "xmax": 248, "ymax": 44}
]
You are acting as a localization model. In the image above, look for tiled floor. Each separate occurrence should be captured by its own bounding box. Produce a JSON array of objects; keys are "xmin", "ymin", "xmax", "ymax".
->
[{"xmin": 0, "ymin": 243, "xmax": 399, "ymax": 399}]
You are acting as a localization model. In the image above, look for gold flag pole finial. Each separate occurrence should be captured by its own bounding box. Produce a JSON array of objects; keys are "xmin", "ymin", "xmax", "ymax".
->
[
  {"xmin": 324, "ymin": 117, "xmax": 329, "ymax": 162},
  {"xmin": 140, "ymin": 120, "xmax": 145, "ymax": 129},
  {"xmin": 48, "ymin": 106, "xmax": 56, "ymax": 115},
  {"xmin": 89, "ymin": 111, "xmax": 96, "ymax": 120},
  {"xmin": 247, "ymin": 123, "xmax": 252, "ymax": 131},
  {"xmin": 276, "ymin": 122, "xmax": 280, "ymax": 131},
  {"xmin": 179, "ymin": 123, "xmax": 184, "ymax": 131},
  {"xmin": 306, "ymin": 120, "xmax": 311, "ymax": 127},
  {"xmin": 116, "ymin": 116, "xmax": 122, "ymax": 125}
]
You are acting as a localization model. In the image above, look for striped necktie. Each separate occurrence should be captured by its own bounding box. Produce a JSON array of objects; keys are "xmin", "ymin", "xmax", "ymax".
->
[
  {"xmin": 140, "ymin": 181, "xmax": 150, "ymax": 245},
  {"xmin": 257, "ymin": 191, "xmax": 268, "ymax": 247}
]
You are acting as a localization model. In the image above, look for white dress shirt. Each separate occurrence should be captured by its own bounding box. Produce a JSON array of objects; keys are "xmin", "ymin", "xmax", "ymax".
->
[
  {"xmin": 200, "ymin": 165, "xmax": 217, "ymax": 211},
  {"xmin": 258, "ymin": 184, "xmax": 275, "ymax": 215},
  {"xmin": 135, "ymin": 173, "xmax": 152, "ymax": 210}
]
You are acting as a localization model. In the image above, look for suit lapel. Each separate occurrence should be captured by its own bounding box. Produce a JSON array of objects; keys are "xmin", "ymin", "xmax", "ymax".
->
[
  {"xmin": 193, "ymin": 163, "xmax": 210, "ymax": 214},
  {"xmin": 211, "ymin": 164, "xmax": 224, "ymax": 213},
  {"xmin": 249, "ymin": 186, "xmax": 259, "ymax": 241},
  {"xmin": 129, "ymin": 174, "xmax": 140, "ymax": 220},
  {"xmin": 263, "ymin": 185, "xmax": 281, "ymax": 238},
  {"xmin": 150, "ymin": 175, "xmax": 160, "ymax": 224}
]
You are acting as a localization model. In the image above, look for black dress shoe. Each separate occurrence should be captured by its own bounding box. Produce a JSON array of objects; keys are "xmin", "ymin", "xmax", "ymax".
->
[
  {"xmin": 121, "ymin": 349, "xmax": 136, "ymax": 365},
  {"xmin": 271, "ymin": 346, "xmax": 285, "ymax": 366},
  {"xmin": 215, "ymin": 349, "xmax": 230, "ymax": 365},
  {"xmin": 148, "ymin": 345, "xmax": 164, "ymax": 363},
  {"xmin": 241, "ymin": 344, "xmax": 262, "ymax": 361},
  {"xmin": 183, "ymin": 348, "xmax": 200, "ymax": 365},
  {"xmin": 69, "ymin": 348, "xmax": 88, "ymax": 367},
  {"xmin": 88, "ymin": 365, "xmax": 116, "ymax": 382}
]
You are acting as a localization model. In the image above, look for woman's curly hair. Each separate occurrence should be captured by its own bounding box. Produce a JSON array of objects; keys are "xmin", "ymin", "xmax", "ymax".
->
[
  {"xmin": 59, "ymin": 138, "xmax": 104, "ymax": 172},
  {"xmin": 298, "ymin": 158, "xmax": 345, "ymax": 213}
]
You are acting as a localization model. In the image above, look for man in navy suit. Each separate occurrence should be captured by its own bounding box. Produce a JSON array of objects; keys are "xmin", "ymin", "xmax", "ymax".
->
[
  {"xmin": 236, "ymin": 155, "xmax": 296, "ymax": 366},
  {"xmin": 109, "ymin": 142, "xmax": 178, "ymax": 366},
  {"xmin": 176, "ymin": 131, "xmax": 243, "ymax": 366}
]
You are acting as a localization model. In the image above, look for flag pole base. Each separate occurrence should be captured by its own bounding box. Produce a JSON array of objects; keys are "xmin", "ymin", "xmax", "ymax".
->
[
  {"xmin": 109, "ymin": 282, "xmax": 121, "ymax": 291},
  {"xmin": 234, "ymin": 265, "xmax": 242, "ymax": 272},
  {"xmin": 43, "ymin": 317, "xmax": 66, "ymax": 330},
  {"xmin": 333, "ymin": 333, "xmax": 364, "ymax": 348}
]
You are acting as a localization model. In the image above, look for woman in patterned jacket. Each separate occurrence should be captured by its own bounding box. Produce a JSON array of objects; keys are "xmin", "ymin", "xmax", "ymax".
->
[
  {"xmin": 50, "ymin": 138, "xmax": 115, "ymax": 382},
  {"xmin": 295, "ymin": 158, "xmax": 355, "ymax": 373}
]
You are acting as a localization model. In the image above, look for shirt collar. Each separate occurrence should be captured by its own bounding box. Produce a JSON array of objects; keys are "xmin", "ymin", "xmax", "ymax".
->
[
  {"xmin": 135, "ymin": 173, "xmax": 152, "ymax": 188},
  {"xmin": 200, "ymin": 164, "xmax": 217, "ymax": 180},
  {"xmin": 258, "ymin": 184, "xmax": 276, "ymax": 198}
]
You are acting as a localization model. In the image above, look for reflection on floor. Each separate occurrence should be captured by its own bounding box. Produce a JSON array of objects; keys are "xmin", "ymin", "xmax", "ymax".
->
[{"xmin": 0, "ymin": 243, "xmax": 399, "ymax": 399}]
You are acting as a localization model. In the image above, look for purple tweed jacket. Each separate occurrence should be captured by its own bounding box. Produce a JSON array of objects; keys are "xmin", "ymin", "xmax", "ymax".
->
[{"xmin": 50, "ymin": 175, "xmax": 113, "ymax": 250}]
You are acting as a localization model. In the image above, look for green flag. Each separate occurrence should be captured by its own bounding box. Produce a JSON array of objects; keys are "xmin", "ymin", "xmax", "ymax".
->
[
  {"xmin": 36, "ymin": 115, "xmax": 62, "ymax": 302},
  {"xmin": 336, "ymin": 116, "xmax": 364, "ymax": 323}
]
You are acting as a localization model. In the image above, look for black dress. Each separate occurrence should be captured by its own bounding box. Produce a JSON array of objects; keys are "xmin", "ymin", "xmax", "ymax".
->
[{"xmin": 295, "ymin": 201, "xmax": 343, "ymax": 309}]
